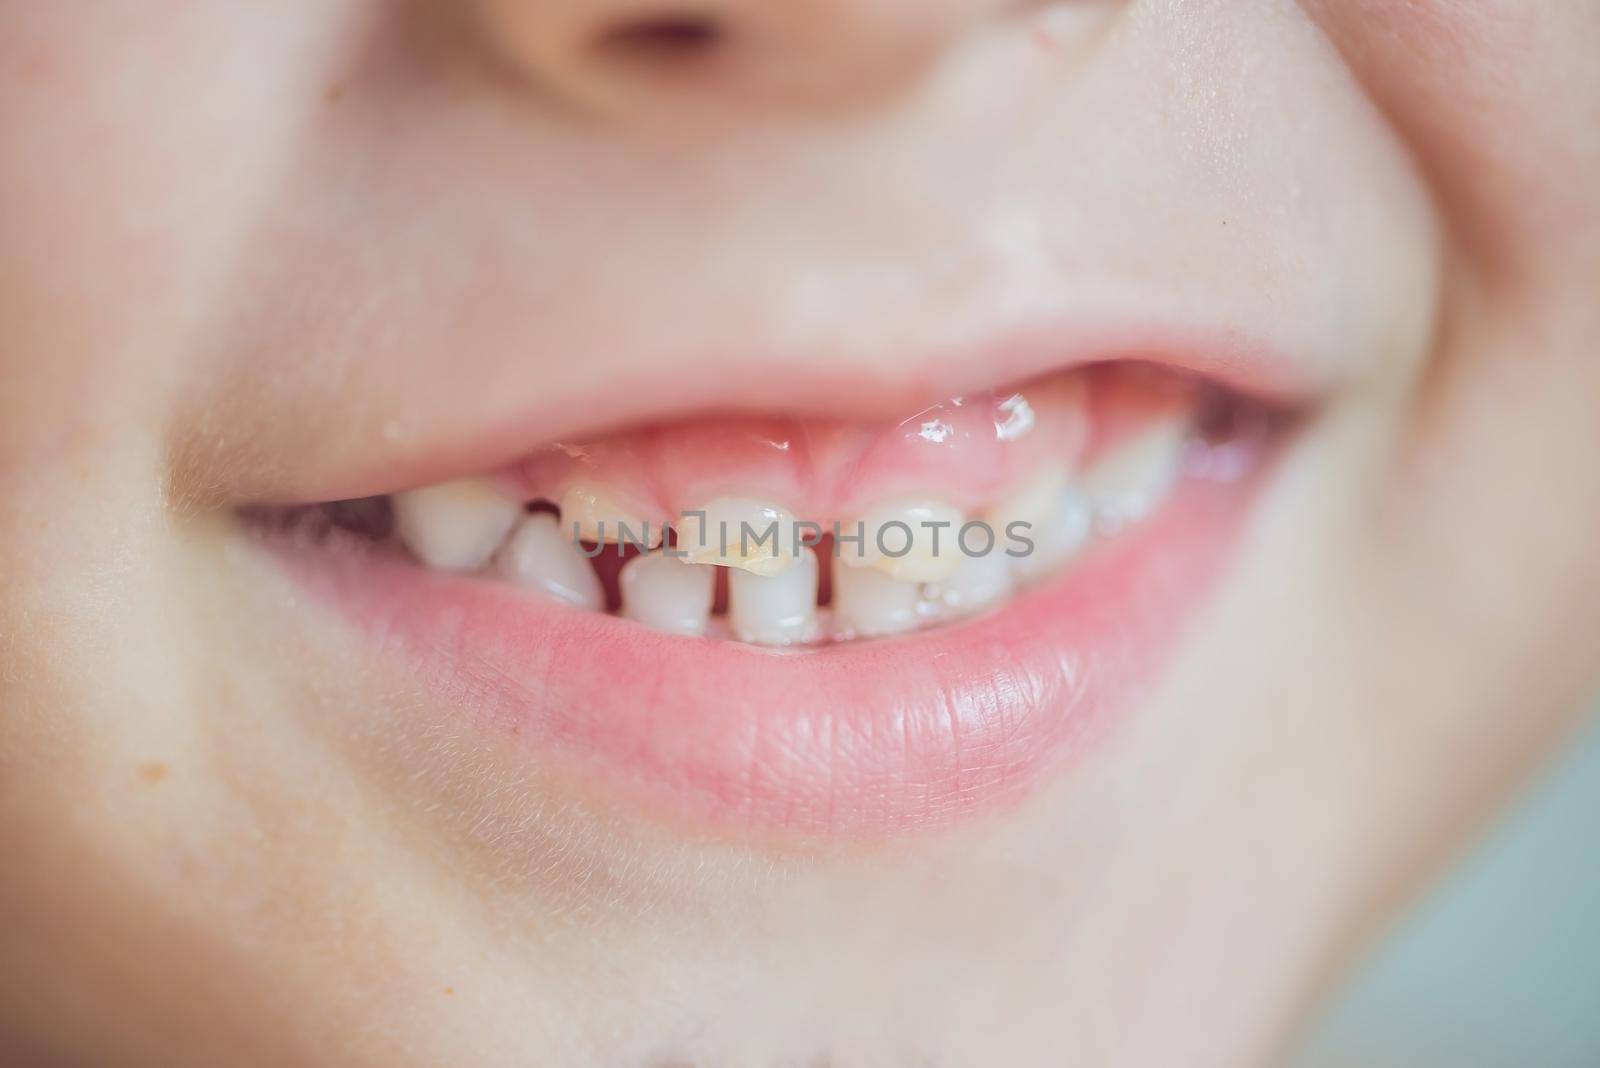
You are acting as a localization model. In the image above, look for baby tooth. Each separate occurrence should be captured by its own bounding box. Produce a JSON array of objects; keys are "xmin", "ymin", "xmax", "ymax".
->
[
  {"xmin": 558, "ymin": 483, "xmax": 664, "ymax": 548},
  {"xmin": 1080, "ymin": 418, "xmax": 1191, "ymax": 528},
  {"xmin": 832, "ymin": 557, "xmax": 923, "ymax": 639},
  {"xmin": 392, "ymin": 478, "xmax": 522, "ymax": 572},
  {"xmin": 676, "ymin": 497, "xmax": 802, "ymax": 577},
  {"xmin": 841, "ymin": 499, "xmax": 965, "ymax": 583},
  {"xmin": 1016, "ymin": 490, "xmax": 1093, "ymax": 584},
  {"xmin": 985, "ymin": 468, "xmax": 1090, "ymax": 584},
  {"xmin": 988, "ymin": 468, "xmax": 1067, "ymax": 535},
  {"xmin": 928, "ymin": 550, "xmax": 1014, "ymax": 619},
  {"xmin": 620, "ymin": 551, "xmax": 716, "ymax": 637},
  {"xmin": 728, "ymin": 547, "xmax": 820, "ymax": 647},
  {"xmin": 494, "ymin": 513, "xmax": 605, "ymax": 611}
]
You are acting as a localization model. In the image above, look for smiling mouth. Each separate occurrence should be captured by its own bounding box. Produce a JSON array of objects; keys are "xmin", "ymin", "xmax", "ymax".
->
[{"xmin": 245, "ymin": 355, "xmax": 1298, "ymax": 838}]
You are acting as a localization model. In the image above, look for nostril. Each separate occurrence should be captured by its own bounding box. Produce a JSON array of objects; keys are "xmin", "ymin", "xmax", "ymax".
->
[{"xmin": 594, "ymin": 11, "xmax": 725, "ymax": 65}]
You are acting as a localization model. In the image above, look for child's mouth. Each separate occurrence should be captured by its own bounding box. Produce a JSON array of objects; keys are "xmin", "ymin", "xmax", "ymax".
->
[{"xmin": 243, "ymin": 353, "xmax": 1302, "ymax": 838}]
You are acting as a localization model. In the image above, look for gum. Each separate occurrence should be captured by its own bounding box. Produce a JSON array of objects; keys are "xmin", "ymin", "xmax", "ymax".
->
[{"xmin": 506, "ymin": 367, "xmax": 1198, "ymax": 526}]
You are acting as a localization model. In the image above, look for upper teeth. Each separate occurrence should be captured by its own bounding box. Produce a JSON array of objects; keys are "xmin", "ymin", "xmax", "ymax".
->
[
  {"xmin": 557, "ymin": 482, "xmax": 664, "ymax": 548},
  {"xmin": 839, "ymin": 498, "xmax": 966, "ymax": 584},
  {"xmin": 675, "ymin": 497, "xmax": 804, "ymax": 577},
  {"xmin": 495, "ymin": 512, "xmax": 606, "ymax": 611},
  {"xmin": 1078, "ymin": 417, "xmax": 1190, "ymax": 530},
  {"xmin": 391, "ymin": 478, "xmax": 523, "ymax": 572},
  {"xmin": 384, "ymin": 418, "xmax": 1194, "ymax": 646},
  {"xmin": 988, "ymin": 468, "xmax": 1094, "ymax": 584}
]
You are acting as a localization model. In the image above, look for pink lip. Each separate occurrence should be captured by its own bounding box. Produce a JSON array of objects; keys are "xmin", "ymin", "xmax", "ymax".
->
[
  {"xmin": 261, "ymin": 315, "xmax": 1320, "ymax": 508},
  {"xmin": 258, "ymin": 452, "xmax": 1271, "ymax": 837}
]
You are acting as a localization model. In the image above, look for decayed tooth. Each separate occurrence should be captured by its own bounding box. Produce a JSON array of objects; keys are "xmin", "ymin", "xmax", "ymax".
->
[
  {"xmin": 494, "ymin": 513, "xmax": 604, "ymax": 611},
  {"xmin": 728, "ymin": 547, "xmax": 820, "ymax": 647},
  {"xmin": 619, "ymin": 550, "xmax": 716, "ymax": 637},
  {"xmin": 927, "ymin": 549, "xmax": 1014, "ymax": 619},
  {"xmin": 985, "ymin": 468, "xmax": 1091, "ymax": 584},
  {"xmin": 840, "ymin": 499, "xmax": 965, "ymax": 583},
  {"xmin": 392, "ymin": 478, "xmax": 522, "ymax": 572},
  {"xmin": 676, "ymin": 497, "xmax": 802, "ymax": 577},
  {"xmin": 832, "ymin": 556, "xmax": 923, "ymax": 639},
  {"xmin": 558, "ymin": 482, "xmax": 664, "ymax": 548},
  {"xmin": 1079, "ymin": 417, "xmax": 1191, "ymax": 529}
]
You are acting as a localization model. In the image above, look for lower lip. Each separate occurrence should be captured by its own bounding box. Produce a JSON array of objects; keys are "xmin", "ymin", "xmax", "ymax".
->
[{"xmin": 260, "ymin": 459, "xmax": 1272, "ymax": 838}]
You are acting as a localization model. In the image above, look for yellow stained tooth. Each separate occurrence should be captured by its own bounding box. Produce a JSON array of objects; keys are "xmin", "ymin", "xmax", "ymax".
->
[
  {"xmin": 676, "ymin": 497, "xmax": 802, "ymax": 577},
  {"xmin": 558, "ymin": 482, "xmax": 664, "ymax": 548},
  {"xmin": 840, "ymin": 499, "xmax": 965, "ymax": 584}
]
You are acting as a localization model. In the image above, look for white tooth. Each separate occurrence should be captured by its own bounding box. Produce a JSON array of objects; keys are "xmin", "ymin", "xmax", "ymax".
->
[
  {"xmin": 494, "ymin": 513, "xmax": 604, "ymax": 611},
  {"xmin": 619, "ymin": 550, "xmax": 716, "ymax": 637},
  {"xmin": 1079, "ymin": 418, "xmax": 1191, "ymax": 529},
  {"xmin": 841, "ymin": 498, "xmax": 965, "ymax": 583},
  {"xmin": 558, "ymin": 482, "xmax": 664, "ymax": 548},
  {"xmin": 985, "ymin": 468, "xmax": 1091, "ymax": 584},
  {"xmin": 988, "ymin": 467, "xmax": 1067, "ymax": 534},
  {"xmin": 676, "ymin": 497, "xmax": 802, "ymax": 576},
  {"xmin": 392, "ymin": 478, "xmax": 522, "ymax": 572},
  {"xmin": 728, "ymin": 547, "xmax": 819, "ymax": 646},
  {"xmin": 927, "ymin": 549, "xmax": 1014, "ymax": 619},
  {"xmin": 1014, "ymin": 486, "xmax": 1094, "ymax": 583},
  {"xmin": 832, "ymin": 556, "xmax": 922, "ymax": 639}
]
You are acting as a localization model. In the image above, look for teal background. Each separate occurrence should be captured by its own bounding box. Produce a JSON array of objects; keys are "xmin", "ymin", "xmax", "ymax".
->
[{"xmin": 1289, "ymin": 707, "xmax": 1600, "ymax": 1067}]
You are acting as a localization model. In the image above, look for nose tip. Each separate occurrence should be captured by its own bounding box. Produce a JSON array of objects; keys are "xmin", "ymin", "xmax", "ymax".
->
[{"xmin": 478, "ymin": 0, "xmax": 986, "ymax": 116}]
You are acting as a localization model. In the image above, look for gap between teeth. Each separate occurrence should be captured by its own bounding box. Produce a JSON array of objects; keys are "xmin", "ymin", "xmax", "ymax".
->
[{"xmin": 387, "ymin": 419, "xmax": 1194, "ymax": 648}]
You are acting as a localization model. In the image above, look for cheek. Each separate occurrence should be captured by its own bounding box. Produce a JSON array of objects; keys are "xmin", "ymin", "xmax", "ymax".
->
[
  {"xmin": 1304, "ymin": 0, "xmax": 1600, "ymax": 272},
  {"xmin": 0, "ymin": 3, "xmax": 361, "ymax": 444}
]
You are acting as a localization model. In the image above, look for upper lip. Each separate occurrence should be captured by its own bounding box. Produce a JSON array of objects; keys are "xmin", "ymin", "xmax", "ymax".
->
[{"xmin": 238, "ymin": 308, "xmax": 1324, "ymax": 509}]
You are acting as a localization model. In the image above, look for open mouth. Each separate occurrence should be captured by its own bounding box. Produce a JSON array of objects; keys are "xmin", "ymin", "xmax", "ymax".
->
[{"xmin": 245, "ymin": 356, "xmax": 1298, "ymax": 838}]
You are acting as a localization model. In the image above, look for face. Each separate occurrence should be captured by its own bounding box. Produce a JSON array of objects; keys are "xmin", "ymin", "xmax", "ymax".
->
[{"xmin": 2, "ymin": 2, "xmax": 1597, "ymax": 1064}]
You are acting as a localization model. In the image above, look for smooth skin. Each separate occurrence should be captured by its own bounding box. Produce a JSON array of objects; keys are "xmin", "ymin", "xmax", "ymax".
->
[{"xmin": 2, "ymin": 2, "xmax": 1598, "ymax": 1065}]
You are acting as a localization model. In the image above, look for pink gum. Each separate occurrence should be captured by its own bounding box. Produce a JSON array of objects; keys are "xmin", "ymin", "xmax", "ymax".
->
[{"xmin": 506, "ymin": 368, "xmax": 1200, "ymax": 525}]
